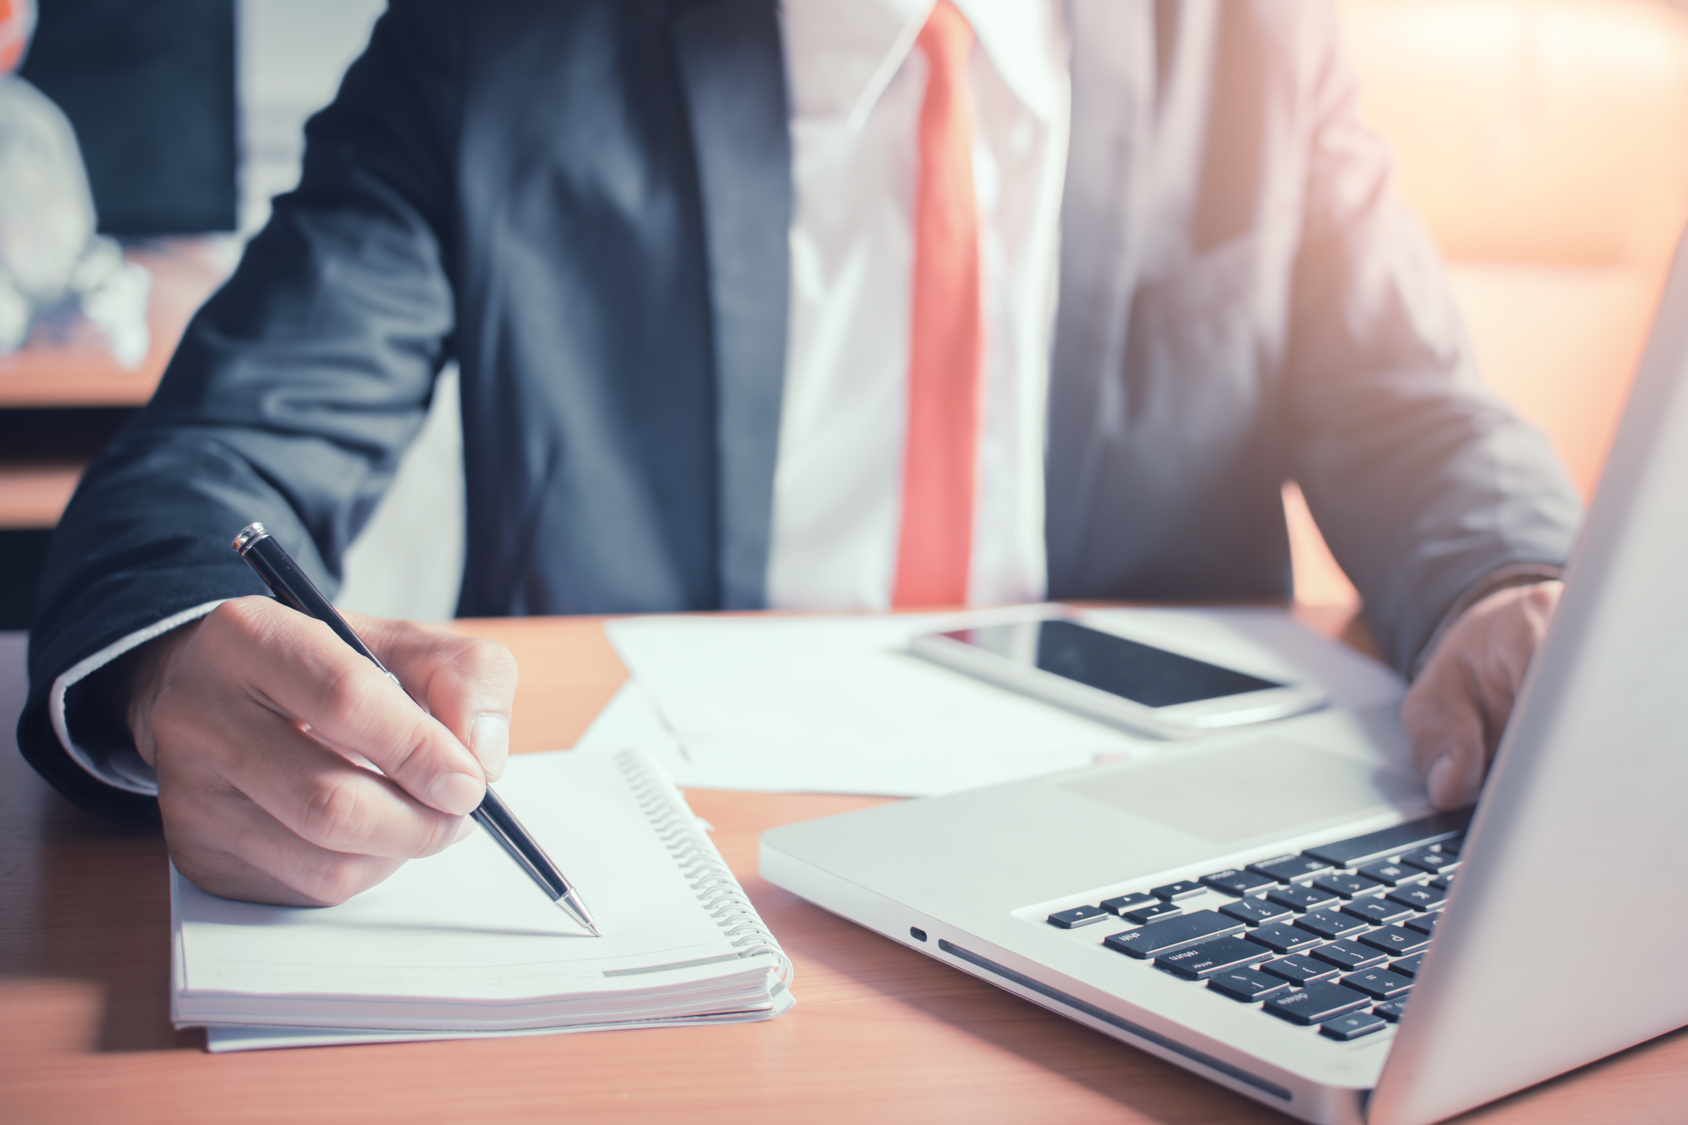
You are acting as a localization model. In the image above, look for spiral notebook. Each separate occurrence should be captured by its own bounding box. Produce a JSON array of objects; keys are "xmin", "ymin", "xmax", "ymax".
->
[{"xmin": 169, "ymin": 746, "xmax": 793, "ymax": 1052}]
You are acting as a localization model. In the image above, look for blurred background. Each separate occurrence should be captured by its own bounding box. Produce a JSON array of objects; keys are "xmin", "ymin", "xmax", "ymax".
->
[{"xmin": 1, "ymin": 0, "xmax": 1685, "ymax": 631}]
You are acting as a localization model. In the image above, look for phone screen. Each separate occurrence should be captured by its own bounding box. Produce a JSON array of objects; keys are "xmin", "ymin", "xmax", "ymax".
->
[{"xmin": 939, "ymin": 619, "xmax": 1283, "ymax": 709}]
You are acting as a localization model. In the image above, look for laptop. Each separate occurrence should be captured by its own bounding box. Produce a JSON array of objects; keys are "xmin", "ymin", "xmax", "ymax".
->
[{"xmin": 760, "ymin": 233, "xmax": 1688, "ymax": 1124}]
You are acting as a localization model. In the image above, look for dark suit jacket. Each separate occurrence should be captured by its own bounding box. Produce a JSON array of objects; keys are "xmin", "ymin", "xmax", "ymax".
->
[{"xmin": 20, "ymin": 0, "xmax": 1582, "ymax": 819}]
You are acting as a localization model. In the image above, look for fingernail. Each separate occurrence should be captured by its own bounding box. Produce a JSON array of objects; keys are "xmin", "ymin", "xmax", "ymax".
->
[
  {"xmin": 471, "ymin": 714, "xmax": 510, "ymax": 781},
  {"xmin": 1453, "ymin": 756, "xmax": 1485, "ymax": 806},
  {"xmin": 1427, "ymin": 752, "xmax": 1482, "ymax": 808},
  {"xmin": 1426, "ymin": 755, "xmax": 1456, "ymax": 807},
  {"xmin": 428, "ymin": 771, "xmax": 485, "ymax": 816}
]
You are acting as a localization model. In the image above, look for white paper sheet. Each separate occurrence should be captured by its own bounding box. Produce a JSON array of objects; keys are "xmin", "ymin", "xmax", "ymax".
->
[
  {"xmin": 0, "ymin": 632, "xmax": 26, "ymax": 764},
  {"xmin": 602, "ymin": 607, "xmax": 1405, "ymax": 797},
  {"xmin": 204, "ymin": 986, "xmax": 794, "ymax": 1052},
  {"xmin": 576, "ymin": 679, "xmax": 697, "ymax": 783}
]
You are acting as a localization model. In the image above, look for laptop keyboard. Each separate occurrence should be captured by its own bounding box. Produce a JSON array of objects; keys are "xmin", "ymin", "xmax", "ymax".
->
[{"xmin": 1044, "ymin": 811, "xmax": 1469, "ymax": 1043}]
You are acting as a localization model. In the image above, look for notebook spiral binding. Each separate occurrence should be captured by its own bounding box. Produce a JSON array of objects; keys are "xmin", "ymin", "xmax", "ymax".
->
[{"xmin": 615, "ymin": 749, "xmax": 793, "ymax": 983}]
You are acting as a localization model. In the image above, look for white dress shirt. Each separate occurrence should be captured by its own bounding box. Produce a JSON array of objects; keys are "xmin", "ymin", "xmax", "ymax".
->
[{"xmin": 766, "ymin": 0, "xmax": 1070, "ymax": 610}]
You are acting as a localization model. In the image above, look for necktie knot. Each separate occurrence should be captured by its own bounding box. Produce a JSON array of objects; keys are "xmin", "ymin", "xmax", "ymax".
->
[{"xmin": 918, "ymin": 1, "xmax": 973, "ymax": 78}]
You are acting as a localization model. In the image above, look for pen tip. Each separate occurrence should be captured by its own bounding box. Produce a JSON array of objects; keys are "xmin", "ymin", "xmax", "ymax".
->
[{"xmin": 555, "ymin": 892, "xmax": 600, "ymax": 936}]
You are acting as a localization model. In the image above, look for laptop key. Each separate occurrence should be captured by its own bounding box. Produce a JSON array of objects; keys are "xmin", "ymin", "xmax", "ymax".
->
[
  {"xmin": 1266, "ymin": 884, "xmax": 1339, "ymax": 913},
  {"xmin": 1249, "ymin": 855, "xmax": 1331, "ymax": 883},
  {"xmin": 1101, "ymin": 892, "xmax": 1159, "ymax": 916},
  {"xmin": 1261, "ymin": 954, "xmax": 1339, "ymax": 985},
  {"xmin": 1102, "ymin": 911, "xmax": 1244, "ymax": 959},
  {"xmin": 1321, "ymin": 1011, "xmax": 1388, "ymax": 1041},
  {"xmin": 1245, "ymin": 922, "xmax": 1323, "ymax": 955},
  {"xmin": 1208, "ymin": 967, "xmax": 1291, "ymax": 1002},
  {"xmin": 1124, "ymin": 901, "xmax": 1183, "ymax": 924},
  {"xmin": 1295, "ymin": 909, "xmax": 1369, "ymax": 941},
  {"xmin": 1220, "ymin": 896, "xmax": 1292, "ymax": 926},
  {"xmin": 1200, "ymin": 868, "xmax": 1275, "ymax": 897},
  {"xmin": 1358, "ymin": 925, "xmax": 1431, "ymax": 956},
  {"xmin": 1356, "ymin": 861, "xmax": 1415, "ymax": 886},
  {"xmin": 1390, "ymin": 952, "xmax": 1427, "ymax": 978},
  {"xmin": 1151, "ymin": 880, "xmax": 1205, "ymax": 901},
  {"xmin": 1156, "ymin": 936, "xmax": 1266, "ymax": 980},
  {"xmin": 1374, "ymin": 1000, "xmax": 1409, "ymax": 1022},
  {"xmin": 1047, "ymin": 904, "xmax": 1110, "ymax": 929},
  {"xmin": 1264, "ymin": 981, "xmax": 1370, "ymax": 1025},
  {"xmin": 1399, "ymin": 847, "xmax": 1458, "ymax": 874},
  {"xmin": 1402, "ymin": 912, "xmax": 1442, "ymax": 937},
  {"xmin": 1341, "ymin": 968, "xmax": 1415, "ymax": 1000},
  {"xmin": 1301, "ymin": 811, "xmax": 1470, "ymax": 868},
  {"xmin": 1311, "ymin": 872, "xmax": 1383, "ymax": 899},
  {"xmin": 1386, "ymin": 884, "xmax": 1446, "ymax": 912},
  {"xmin": 1340, "ymin": 897, "xmax": 1414, "ymax": 926},
  {"xmin": 1311, "ymin": 940, "xmax": 1388, "ymax": 971},
  {"xmin": 1429, "ymin": 876, "xmax": 1452, "ymax": 891}
]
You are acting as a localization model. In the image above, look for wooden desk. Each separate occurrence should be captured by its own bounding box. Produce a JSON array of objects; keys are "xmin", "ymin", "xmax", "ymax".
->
[{"xmin": 2, "ymin": 611, "xmax": 1683, "ymax": 1123}]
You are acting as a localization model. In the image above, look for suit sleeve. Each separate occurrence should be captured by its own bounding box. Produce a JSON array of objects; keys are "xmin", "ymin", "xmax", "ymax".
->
[
  {"xmin": 1281, "ymin": 7, "xmax": 1583, "ymax": 675},
  {"xmin": 17, "ymin": 0, "xmax": 465, "ymax": 820}
]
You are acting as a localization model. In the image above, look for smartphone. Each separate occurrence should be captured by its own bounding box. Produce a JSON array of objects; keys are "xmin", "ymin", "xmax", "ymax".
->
[{"xmin": 909, "ymin": 611, "xmax": 1326, "ymax": 739}]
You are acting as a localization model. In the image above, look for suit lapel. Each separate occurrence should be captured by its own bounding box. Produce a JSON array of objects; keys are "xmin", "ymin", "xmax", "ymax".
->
[
  {"xmin": 1045, "ymin": 0, "xmax": 1156, "ymax": 595},
  {"xmin": 671, "ymin": 0, "xmax": 793, "ymax": 609}
]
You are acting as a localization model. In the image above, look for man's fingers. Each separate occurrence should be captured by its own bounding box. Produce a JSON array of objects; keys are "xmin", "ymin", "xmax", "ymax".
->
[
  {"xmin": 1402, "ymin": 662, "xmax": 1487, "ymax": 809},
  {"xmin": 1403, "ymin": 580, "xmax": 1566, "ymax": 810},
  {"xmin": 134, "ymin": 598, "xmax": 511, "ymax": 908},
  {"xmin": 153, "ymin": 678, "xmax": 473, "ymax": 859},
  {"xmin": 350, "ymin": 614, "xmax": 517, "ymax": 782},
  {"xmin": 161, "ymin": 782, "xmax": 414, "ymax": 907},
  {"xmin": 202, "ymin": 598, "xmax": 487, "ymax": 815}
]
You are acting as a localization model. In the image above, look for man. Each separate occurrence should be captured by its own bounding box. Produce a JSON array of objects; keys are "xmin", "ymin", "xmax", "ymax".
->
[{"xmin": 19, "ymin": 0, "xmax": 1579, "ymax": 908}]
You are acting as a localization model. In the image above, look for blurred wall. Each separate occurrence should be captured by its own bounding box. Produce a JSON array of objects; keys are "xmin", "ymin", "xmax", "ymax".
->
[{"xmin": 238, "ymin": 0, "xmax": 382, "ymax": 235}]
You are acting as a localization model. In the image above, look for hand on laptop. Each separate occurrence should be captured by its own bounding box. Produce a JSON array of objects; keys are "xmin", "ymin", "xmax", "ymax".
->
[
  {"xmin": 1402, "ymin": 580, "xmax": 1563, "ymax": 809},
  {"xmin": 117, "ymin": 597, "xmax": 517, "ymax": 906}
]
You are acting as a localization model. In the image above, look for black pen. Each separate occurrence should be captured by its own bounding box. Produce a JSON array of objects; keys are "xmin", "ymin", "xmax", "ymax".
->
[{"xmin": 232, "ymin": 521, "xmax": 600, "ymax": 936}]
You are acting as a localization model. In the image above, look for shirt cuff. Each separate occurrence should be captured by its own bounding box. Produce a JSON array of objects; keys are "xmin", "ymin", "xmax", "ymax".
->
[
  {"xmin": 48, "ymin": 599, "xmax": 230, "ymax": 796},
  {"xmin": 1410, "ymin": 564, "xmax": 1565, "ymax": 680}
]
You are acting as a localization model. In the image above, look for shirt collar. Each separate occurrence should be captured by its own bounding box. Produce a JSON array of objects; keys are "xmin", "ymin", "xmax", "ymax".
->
[{"xmin": 782, "ymin": 0, "xmax": 1066, "ymax": 128}]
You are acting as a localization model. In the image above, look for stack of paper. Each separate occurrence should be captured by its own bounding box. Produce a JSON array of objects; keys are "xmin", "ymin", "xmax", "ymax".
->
[
  {"xmin": 590, "ymin": 607, "xmax": 1405, "ymax": 797},
  {"xmin": 172, "ymin": 747, "xmax": 793, "ymax": 1051}
]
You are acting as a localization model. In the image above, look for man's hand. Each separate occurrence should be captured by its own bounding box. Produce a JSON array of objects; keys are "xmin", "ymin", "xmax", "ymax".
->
[
  {"xmin": 121, "ymin": 597, "xmax": 517, "ymax": 907},
  {"xmin": 1402, "ymin": 580, "xmax": 1562, "ymax": 809}
]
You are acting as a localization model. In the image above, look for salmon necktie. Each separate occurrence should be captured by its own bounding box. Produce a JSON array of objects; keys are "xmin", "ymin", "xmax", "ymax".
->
[{"xmin": 891, "ymin": 0, "xmax": 982, "ymax": 608}]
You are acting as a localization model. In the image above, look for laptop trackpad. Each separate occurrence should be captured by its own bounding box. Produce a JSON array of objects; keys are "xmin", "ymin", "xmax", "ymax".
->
[{"xmin": 1062, "ymin": 739, "xmax": 1423, "ymax": 848}]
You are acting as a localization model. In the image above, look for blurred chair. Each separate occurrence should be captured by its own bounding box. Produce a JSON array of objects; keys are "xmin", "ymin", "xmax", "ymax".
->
[{"xmin": 1288, "ymin": 0, "xmax": 1688, "ymax": 606}]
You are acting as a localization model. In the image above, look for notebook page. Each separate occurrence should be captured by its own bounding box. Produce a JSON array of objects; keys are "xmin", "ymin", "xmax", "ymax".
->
[{"xmin": 177, "ymin": 749, "xmax": 753, "ymax": 1006}]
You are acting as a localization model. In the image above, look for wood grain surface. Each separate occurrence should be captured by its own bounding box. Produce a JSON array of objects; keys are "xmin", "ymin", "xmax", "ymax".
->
[
  {"xmin": 2, "ymin": 611, "xmax": 1684, "ymax": 1124},
  {"xmin": 0, "ymin": 462, "xmax": 82, "ymax": 529}
]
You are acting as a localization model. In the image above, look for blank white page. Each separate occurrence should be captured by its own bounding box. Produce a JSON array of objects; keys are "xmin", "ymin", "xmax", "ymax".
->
[{"xmin": 176, "ymin": 749, "xmax": 770, "ymax": 1007}]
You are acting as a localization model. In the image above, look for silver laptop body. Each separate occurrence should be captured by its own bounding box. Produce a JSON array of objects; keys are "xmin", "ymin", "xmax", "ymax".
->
[{"xmin": 760, "ymin": 235, "xmax": 1688, "ymax": 1124}]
